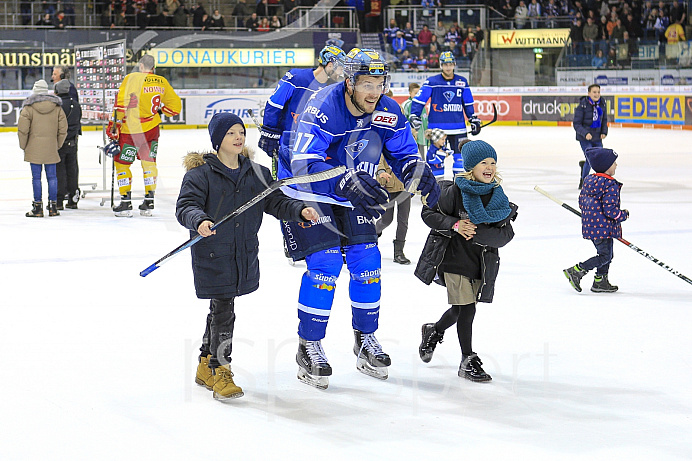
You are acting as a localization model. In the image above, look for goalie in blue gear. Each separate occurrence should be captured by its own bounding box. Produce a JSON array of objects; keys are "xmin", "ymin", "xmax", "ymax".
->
[
  {"xmin": 278, "ymin": 48, "xmax": 440, "ymax": 389},
  {"xmin": 409, "ymin": 51, "xmax": 481, "ymax": 176}
]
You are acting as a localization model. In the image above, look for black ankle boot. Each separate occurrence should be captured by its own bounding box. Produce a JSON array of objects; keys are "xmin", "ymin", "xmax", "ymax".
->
[{"xmin": 393, "ymin": 240, "xmax": 410, "ymax": 265}]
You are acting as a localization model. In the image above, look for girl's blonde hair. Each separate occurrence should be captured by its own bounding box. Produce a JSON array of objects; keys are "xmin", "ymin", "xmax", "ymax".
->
[{"xmin": 454, "ymin": 169, "xmax": 503, "ymax": 186}]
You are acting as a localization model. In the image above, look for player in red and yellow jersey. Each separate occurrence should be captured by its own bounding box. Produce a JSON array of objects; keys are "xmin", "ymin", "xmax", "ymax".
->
[{"xmin": 109, "ymin": 54, "xmax": 181, "ymax": 217}]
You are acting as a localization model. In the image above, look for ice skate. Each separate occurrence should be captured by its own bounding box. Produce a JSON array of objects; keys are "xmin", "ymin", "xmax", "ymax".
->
[
  {"xmin": 458, "ymin": 353, "xmax": 492, "ymax": 382},
  {"xmin": 195, "ymin": 354, "xmax": 213, "ymax": 391},
  {"xmin": 419, "ymin": 323, "xmax": 444, "ymax": 363},
  {"xmin": 212, "ymin": 364, "xmax": 244, "ymax": 400},
  {"xmin": 591, "ymin": 274, "xmax": 618, "ymax": 293},
  {"xmin": 296, "ymin": 338, "xmax": 331, "ymax": 389},
  {"xmin": 563, "ymin": 264, "xmax": 587, "ymax": 292},
  {"xmin": 353, "ymin": 330, "xmax": 390, "ymax": 380},
  {"xmin": 139, "ymin": 191, "xmax": 154, "ymax": 216},
  {"xmin": 113, "ymin": 192, "xmax": 133, "ymax": 217}
]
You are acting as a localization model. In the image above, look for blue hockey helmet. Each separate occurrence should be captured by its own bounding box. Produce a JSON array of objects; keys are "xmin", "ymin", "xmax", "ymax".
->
[
  {"xmin": 343, "ymin": 48, "xmax": 390, "ymax": 93},
  {"xmin": 103, "ymin": 140, "xmax": 121, "ymax": 158},
  {"xmin": 318, "ymin": 45, "xmax": 346, "ymax": 66},
  {"xmin": 440, "ymin": 51, "xmax": 456, "ymax": 65}
]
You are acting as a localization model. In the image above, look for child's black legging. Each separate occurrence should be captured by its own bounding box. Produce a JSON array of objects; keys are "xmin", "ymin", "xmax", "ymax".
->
[{"xmin": 434, "ymin": 303, "xmax": 476, "ymax": 357}]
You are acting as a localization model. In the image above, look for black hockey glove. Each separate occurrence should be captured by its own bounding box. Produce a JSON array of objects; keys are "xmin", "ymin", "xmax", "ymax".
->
[
  {"xmin": 408, "ymin": 114, "xmax": 422, "ymax": 131},
  {"xmin": 335, "ymin": 169, "xmax": 389, "ymax": 220},
  {"xmin": 258, "ymin": 125, "xmax": 281, "ymax": 157},
  {"xmin": 402, "ymin": 159, "xmax": 441, "ymax": 207},
  {"xmin": 469, "ymin": 116, "xmax": 482, "ymax": 136}
]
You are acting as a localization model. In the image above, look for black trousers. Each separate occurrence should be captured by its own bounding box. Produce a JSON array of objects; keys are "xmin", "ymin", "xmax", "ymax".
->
[
  {"xmin": 434, "ymin": 303, "xmax": 476, "ymax": 357},
  {"xmin": 375, "ymin": 191, "xmax": 411, "ymax": 242},
  {"xmin": 56, "ymin": 139, "xmax": 79, "ymax": 203},
  {"xmin": 200, "ymin": 298, "xmax": 236, "ymax": 369}
]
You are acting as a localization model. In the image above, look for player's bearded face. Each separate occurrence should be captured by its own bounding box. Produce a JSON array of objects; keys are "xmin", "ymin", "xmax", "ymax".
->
[{"xmin": 350, "ymin": 76, "xmax": 385, "ymax": 114}]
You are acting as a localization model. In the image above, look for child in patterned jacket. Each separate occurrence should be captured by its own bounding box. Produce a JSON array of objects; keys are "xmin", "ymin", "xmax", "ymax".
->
[{"xmin": 564, "ymin": 147, "xmax": 629, "ymax": 293}]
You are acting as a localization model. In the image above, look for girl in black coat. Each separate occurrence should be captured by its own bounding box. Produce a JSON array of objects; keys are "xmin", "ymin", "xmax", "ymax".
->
[
  {"xmin": 415, "ymin": 140, "xmax": 517, "ymax": 382},
  {"xmin": 176, "ymin": 113, "xmax": 318, "ymax": 400},
  {"xmin": 573, "ymin": 84, "xmax": 608, "ymax": 188}
]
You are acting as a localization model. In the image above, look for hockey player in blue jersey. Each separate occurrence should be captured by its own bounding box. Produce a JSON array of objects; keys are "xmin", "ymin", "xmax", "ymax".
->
[
  {"xmin": 278, "ymin": 49, "xmax": 440, "ymax": 389},
  {"xmin": 257, "ymin": 45, "xmax": 346, "ymax": 160},
  {"xmin": 409, "ymin": 51, "xmax": 481, "ymax": 176}
]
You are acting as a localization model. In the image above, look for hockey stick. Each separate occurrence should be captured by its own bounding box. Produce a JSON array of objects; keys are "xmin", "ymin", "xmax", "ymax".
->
[
  {"xmin": 247, "ymin": 109, "xmax": 278, "ymax": 179},
  {"xmin": 534, "ymin": 186, "xmax": 692, "ymax": 286},
  {"xmin": 480, "ymin": 103, "xmax": 498, "ymax": 129},
  {"xmin": 139, "ymin": 165, "xmax": 346, "ymax": 277}
]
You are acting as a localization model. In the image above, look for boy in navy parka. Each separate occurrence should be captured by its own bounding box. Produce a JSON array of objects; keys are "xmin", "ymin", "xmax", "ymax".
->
[
  {"xmin": 176, "ymin": 113, "xmax": 318, "ymax": 400},
  {"xmin": 564, "ymin": 147, "xmax": 628, "ymax": 293}
]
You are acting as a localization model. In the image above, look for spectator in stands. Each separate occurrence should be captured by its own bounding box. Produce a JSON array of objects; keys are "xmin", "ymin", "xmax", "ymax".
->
[
  {"xmin": 422, "ymin": 0, "xmax": 442, "ymax": 15},
  {"xmin": 207, "ymin": 9, "xmax": 225, "ymax": 29},
  {"xmin": 545, "ymin": 0, "xmax": 560, "ymax": 28},
  {"xmin": 234, "ymin": 0, "xmax": 251, "ymax": 25},
  {"xmin": 606, "ymin": 12, "xmax": 618, "ymax": 38},
  {"xmin": 620, "ymin": 31, "xmax": 638, "ymax": 64},
  {"xmin": 401, "ymin": 50, "xmax": 415, "ymax": 71},
  {"xmin": 63, "ymin": 2, "xmax": 76, "ymax": 26},
  {"xmin": 172, "ymin": 5, "xmax": 188, "ymax": 27},
  {"xmin": 428, "ymin": 43, "xmax": 440, "ymax": 68},
  {"xmin": 20, "ymin": 1, "xmax": 32, "ymax": 25},
  {"xmin": 474, "ymin": 25, "xmax": 484, "ymax": 45},
  {"xmin": 245, "ymin": 12, "xmax": 259, "ymax": 30},
  {"xmin": 284, "ymin": 0, "xmax": 297, "ymax": 15},
  {"xmin": 606, "ymin": 47, "xmax": 620, "ymax": 67},
  {"xmin": 501, "ymin": 0, "xmax": 515, "ymax": 26},
  {"xmin": 445, "ymin": 25, "xmax": 460, "ymax": 46},
  {"xmin": 611, "ymin": 18, "xmax": 626, "ymax": 41},
  {"xmin": 654, "ymin": 8, "xmax": 670, "ymax": 43},
  {"xmin": 100, "ymin": 3, "xmax": 114, "ymax": 27},
  {"xmin": 256, "ymin": 0, "xmax": 270, "ymax": 19},
  {"xmin": 644, "ymin": 8, "xmax": 658, "ymax": 39},
  {"xmin": 52, "ymin": 10, "xmax": 67, "ymax": 29},
  {"xmin": 665, "ymin": 19, "xmax": 686, "ymax": 43},
  {"xmin": 192, "ymin": 2, "xmax": 207, "ymax": 28},
  {"xmin": 270, "ymin": 15, "xmax": 282, "ymax": 30},
  {"xmin": 385, "ymin": 18, "xmax": 400, "ymax": 48},
  {"xmin": 429, "ymin": 34, "xmax": 441, "ymax": 51},
  {"xmin": 462, "ymin": 32, "xmax": 478, "ymax": 61},
  {"xmin": 528, "ymin": 0, "xmax": 542, "ymax": 28},
  {"xmin": 591, "ymin": 48, "xmax": 606, "ymax": 67},
  {"xmin": 258, "ymin": 17, "xmax": 271, "ymax": 31},
  {"xmin": 641, "ymin": 1, "xmax": 654, "ymax": 23},
  {"xmin": 434, "ymin": 20, "xmax": 447, "ymax": 39},
  {"xmin": 571, "ymin": 18, "xmax": 584, "ymax": 42},
  {"xmin": 583, "ymin": 16, "xmax": 599, "ymax": 41},
  {"xmin": 669, "ymin": 0, "xmax": 687, "ymax": 24},
  {"xmin": 40, "ymin": 0, "xmax": 56, "ymax": 16},
  {"xmin": 114, "ymin": 9, "xmax": 128, "ymax": 28},
  {"xmin": 415, "ymin": 49, "xmax": 428, "ymax": 71},
  {"xmin": 657, "ymin": 0, "xmax": 669, "ymax": 18},
  {"xmin": 515, "ymin": 1, "xmax": 529, "ymax": 29},
  {"xmin": 392, "ymin": 30, "xmax": 407, "ymax": 57},
  {"xmin": 418, "ymin": 24, "xmax": 433, "ymax": 53},
  {"xmin": 625, "ymin": 13, "xmax": 642, "ymax": 38},
  {"xmin": 402, "ymin": 21, "xmax": 415, "ymax": 46},
  {"xmin": 36, "ymin": 13, "xmax": 53, "ymax": 26}
]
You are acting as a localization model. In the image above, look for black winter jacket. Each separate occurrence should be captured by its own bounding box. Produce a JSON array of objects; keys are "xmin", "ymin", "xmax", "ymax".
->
[
  {"xmin": 414, "ymin": 180, "xmax": 518, "ymax": 303},
  {"xmin": 176, "ymin": 152, "xmax": 308, "ymax": 299},
  {"xmin": 58, "ymin": 93, "xmax": 82, "ymax": 141},
  {"xmin": 572, "ymin": 95, "xmax": 608, "ymax": 142}
]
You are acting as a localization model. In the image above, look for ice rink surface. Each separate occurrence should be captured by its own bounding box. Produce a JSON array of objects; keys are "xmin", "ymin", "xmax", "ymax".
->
[{"xmin": 1, "ymin": 125, "xmax": 691, "ymax": 460}]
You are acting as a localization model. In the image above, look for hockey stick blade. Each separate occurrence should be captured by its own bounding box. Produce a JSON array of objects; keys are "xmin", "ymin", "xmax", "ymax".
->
[
  {"xmin": 140, "ymin": 166, "xmax": 346, "ymax": 277},
  {"xmin": 480, "ymin": 103, "xmax": 498, "ymax": 128},
  {"xmin": 534, "ymin": 186, "xmax": 692, "ymax": 286}
]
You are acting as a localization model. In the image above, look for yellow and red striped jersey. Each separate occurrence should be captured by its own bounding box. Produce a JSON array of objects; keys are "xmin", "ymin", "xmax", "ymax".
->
[{"xmin": 114, "ymin": 71, "xmax": 181, "ymax": 134}]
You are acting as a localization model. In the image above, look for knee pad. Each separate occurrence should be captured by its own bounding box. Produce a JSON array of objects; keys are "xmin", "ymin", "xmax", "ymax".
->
[
  {"xmin": 115, "ymin": 161, "xmax": 132, "ymax": 195},
  {"xmin": 345, "ymin": 243, "xmax": 381, "ymax": 334},
  {"xmin": 297, "ymin": 248, "xmax": 343, "ymax": 340},
  {"xmin": 141, "ymin": 160, "xmax": 158, "ymax": 193}
]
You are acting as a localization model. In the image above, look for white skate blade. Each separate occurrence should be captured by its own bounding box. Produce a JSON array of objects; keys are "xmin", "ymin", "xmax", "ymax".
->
[
  {"xmin": 297, "ymin": 368, "xmax": 329, "ymax": 389},
  {"xmin": 114, "ymin": 210, "xmax": 133, "ymax": 218},
  {"xmin": 140, "ymin": 209, "xmax": 153, "ymax": 217},
  {"xmin": 356, "ymin": 357, "xmax": 388, "ymax": 380}
]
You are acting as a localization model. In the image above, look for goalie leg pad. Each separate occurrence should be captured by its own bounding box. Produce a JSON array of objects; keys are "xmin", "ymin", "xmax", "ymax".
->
[
  {"xmin": 345, "ymin": 243, "xmax": 381, "ymax": 335},
  {"xmin": 297, "ymin": 248, "xmax": 343, "ymax": 341}
]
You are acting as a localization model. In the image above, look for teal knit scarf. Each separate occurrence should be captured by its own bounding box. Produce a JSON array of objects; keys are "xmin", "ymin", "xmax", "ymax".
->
[{"xmin": 455, "ymin": 176, "xmax": 512, "ymax": 224}]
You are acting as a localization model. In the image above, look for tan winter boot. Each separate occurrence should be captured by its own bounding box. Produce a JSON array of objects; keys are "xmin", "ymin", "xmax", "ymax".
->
[
  {"xmin": 195, "ymin": 354, "xmax": 214, "ymax": 390},
  {"xmin": 212, "ymin": 364, "xmax": 244, "ymax": 400}
]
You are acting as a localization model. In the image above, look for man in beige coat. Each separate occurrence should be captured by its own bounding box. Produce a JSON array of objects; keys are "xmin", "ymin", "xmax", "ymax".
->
[{"xmin": 18, "ymin": 79, "xmax": 68, "ymax": 217}]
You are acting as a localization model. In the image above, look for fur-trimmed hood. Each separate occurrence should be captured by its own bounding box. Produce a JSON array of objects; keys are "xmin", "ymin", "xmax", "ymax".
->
[
  {"xmin": 182, "ymin": 148, "xmax": 254, "ymax": 171},
  {"xmin": 22, "ymin": 93, "xmax": 62, "ymax": 112}
]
